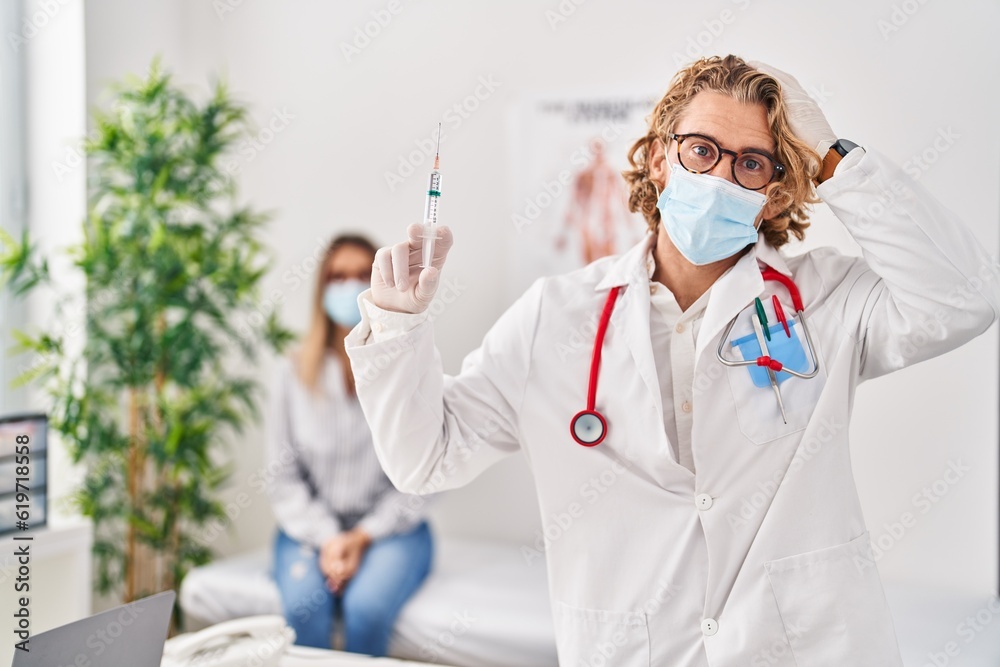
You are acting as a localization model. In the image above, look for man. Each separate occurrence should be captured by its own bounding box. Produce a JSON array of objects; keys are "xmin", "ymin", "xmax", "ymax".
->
[{"xmin": 346, "ymin": 55, "xmax": 999, "ymax": 665}]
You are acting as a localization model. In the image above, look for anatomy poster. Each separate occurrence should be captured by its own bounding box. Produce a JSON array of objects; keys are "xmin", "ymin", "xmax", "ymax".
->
[{"xmin": 506, "ymin": 93, "xmax": 655, "ymax": 299}]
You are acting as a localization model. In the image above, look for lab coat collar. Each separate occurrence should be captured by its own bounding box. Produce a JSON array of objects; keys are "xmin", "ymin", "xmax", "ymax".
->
[
  {"xmin": 594, "ymin": 231, "xmax": 657, "ymax": 292},
  {"xmin": 752, "ymin": 232, "xmax": 794, "ymax": 277},
  {"xmin": 590, "ymin": 226, "xmax": 795, "ymax": 369},
  {"xmin": 593, "ymin": 228, "xmax": 793, "ymax": 293},
  {"xmin": 694, "ymin": 244, "xmax": 765, "ymax": 367}
]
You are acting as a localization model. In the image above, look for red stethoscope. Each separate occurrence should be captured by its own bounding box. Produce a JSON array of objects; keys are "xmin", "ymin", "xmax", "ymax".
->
[
  {"xmin": 569, "ymin": 266, "xmax": 819, "ymax": 447},
  {"xmin": 569, "ymin": 285, "xmax": 623, "ymax": 446}
]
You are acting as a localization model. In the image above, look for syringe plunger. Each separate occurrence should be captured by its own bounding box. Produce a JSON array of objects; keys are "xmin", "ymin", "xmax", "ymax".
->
[{"xmin": 421, "ymin": 168, "xmax": 441, "ymax": 268}]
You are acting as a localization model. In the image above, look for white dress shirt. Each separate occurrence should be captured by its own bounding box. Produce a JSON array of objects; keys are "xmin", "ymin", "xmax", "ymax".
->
[
  {"xmin": 646, "ymin": 251, "xmax": 734, "ymax": 474},
  {"xmin": 649, "ymin": 279, "xmax": 707, "ymax": 473}
]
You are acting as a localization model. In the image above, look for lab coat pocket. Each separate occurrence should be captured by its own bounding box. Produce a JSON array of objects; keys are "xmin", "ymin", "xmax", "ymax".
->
[
  {"xmin": 552, "ymin": 601, "xmax": 650, "ymax": 667},
  {"xmin": 731, "ymin": 320, "xmax": 810, "ymax": 388},
  {"xmin": 764, "ymin": 531, "xmax": 903, "ymax": 667},
  {"xmin": 726, "ymin": 320, "xmax": 826, "ymax": 445}
]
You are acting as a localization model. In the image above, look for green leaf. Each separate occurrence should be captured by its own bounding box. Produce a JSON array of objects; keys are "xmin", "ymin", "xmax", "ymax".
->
[{"xmin": 0, "ymin": 228, "xmax": 51, "ymax": 296}]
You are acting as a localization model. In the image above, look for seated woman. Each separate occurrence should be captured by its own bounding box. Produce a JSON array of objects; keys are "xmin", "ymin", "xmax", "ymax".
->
[{"xmin": 265, "ymin": 233, "xmax": 433, "ymax": 654}]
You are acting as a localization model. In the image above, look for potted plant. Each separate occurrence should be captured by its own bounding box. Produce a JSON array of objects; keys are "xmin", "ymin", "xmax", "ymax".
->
[{"xmin": 0, "ymin": 60, "xmax": 293, "ymax": 626}]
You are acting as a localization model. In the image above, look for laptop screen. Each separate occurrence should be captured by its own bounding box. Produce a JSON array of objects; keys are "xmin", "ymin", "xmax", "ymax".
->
[{"xmin": 11, "ymin": 591, "xmax": 175, "ymax": 667}]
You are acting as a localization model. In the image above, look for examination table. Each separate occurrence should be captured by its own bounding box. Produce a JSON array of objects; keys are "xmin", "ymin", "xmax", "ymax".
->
[{"xmin": 180, "ymin": 537, "xmax": 559, "ymax": 666}]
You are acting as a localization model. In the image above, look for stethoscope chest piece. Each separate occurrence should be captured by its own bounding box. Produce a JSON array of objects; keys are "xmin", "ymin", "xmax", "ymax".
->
[{"xmin": 570, "ymin": 410, "xmax": 607, "ymax": 447}]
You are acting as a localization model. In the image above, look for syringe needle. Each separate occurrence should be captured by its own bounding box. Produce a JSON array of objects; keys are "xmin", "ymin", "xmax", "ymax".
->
[{"xmin": 433, "ymin": 122, "xmax": 441, "ymax": 169}]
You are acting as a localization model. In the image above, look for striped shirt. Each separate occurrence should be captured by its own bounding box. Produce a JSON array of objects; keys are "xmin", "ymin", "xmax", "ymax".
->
[{"xmin": 265, "ymin": 350, "xmax": 428, "ymax": 549}]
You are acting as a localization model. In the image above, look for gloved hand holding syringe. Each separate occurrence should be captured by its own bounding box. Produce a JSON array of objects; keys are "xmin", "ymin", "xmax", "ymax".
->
[{"xmin": 371, "ymin": 122, "xmax": 454, "ymax": 315}]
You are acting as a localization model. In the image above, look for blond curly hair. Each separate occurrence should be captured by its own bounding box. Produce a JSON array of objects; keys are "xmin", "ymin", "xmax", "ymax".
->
[{"xmin": 623, "ymin": 55, "xmax": 821, "ymax": 248}]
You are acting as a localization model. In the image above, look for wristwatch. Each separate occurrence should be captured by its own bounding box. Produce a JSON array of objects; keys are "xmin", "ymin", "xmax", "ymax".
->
[{"xmin": 815, "ymin": 139, "xmax": 861, "ymax": 185}]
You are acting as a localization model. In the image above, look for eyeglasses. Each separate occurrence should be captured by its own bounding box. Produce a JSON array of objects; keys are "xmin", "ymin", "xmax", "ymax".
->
[
  {"xmin": 666, "ymin": 132, "xmax": 785, "ymax": 191},
  {"xmin": 325, "ymin": 271, "xmax": 371, "ymax": 284}
]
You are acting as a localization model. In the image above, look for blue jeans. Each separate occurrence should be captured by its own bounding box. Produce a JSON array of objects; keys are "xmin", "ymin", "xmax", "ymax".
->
[{"xmin": 272, "ymin": 521, "xmax": 433, "ymax": 655}]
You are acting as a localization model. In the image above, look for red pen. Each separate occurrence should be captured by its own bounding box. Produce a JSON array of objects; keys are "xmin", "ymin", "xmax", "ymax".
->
[{"xmin": 772, "ymin": 294, "xmax": 791, "ymax": 337}]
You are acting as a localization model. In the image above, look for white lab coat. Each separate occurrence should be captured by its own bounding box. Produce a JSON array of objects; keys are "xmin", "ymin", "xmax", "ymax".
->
[{"xmin": 345, "ymin": 147, "xmax": 1000, "ymax": 666}]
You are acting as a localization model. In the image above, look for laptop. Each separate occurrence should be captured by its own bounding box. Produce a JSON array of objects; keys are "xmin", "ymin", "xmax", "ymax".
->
[{"xmin": 11, "ymin": 590, "xmax": 175, "ymax": 667}]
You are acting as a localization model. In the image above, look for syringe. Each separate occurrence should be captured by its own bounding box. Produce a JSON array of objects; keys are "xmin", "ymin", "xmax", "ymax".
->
[{"xmin": 421, "ymin": 123, "xmax": 442, "ymax": 269}]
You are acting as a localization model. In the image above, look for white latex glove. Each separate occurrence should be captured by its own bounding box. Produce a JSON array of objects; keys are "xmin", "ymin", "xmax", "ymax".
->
[
  {"xmin": 371, "ymin": 223, "xmax": 453, "ymax": 314},
  {"xmin": 748, "ymin": 60, "xmax": 836, "ymax": 157}
]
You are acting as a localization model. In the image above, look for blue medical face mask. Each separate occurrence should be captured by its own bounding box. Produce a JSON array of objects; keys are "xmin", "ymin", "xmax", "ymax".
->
[
  {"xmin": 323, "ymin": 279, "xmax": 367, "ymax": 328},
  {"xmin": 656, "ymin": 162, "xmax": 768, "ymax": 266}
]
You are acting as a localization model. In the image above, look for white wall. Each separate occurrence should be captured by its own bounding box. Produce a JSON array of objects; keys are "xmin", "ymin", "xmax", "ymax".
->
[
  {"xmin": 0, "ymin": 0, "xmax": 91, "ymax": 653},
  {"xmin": 21, "ymin": 0, "xmax": 87, "ymax": 527},
  {"xmin": 81, "ymin": 0, "xmax": 999, "ymax": 596},
  {"xmin": 0, "ymin": 2, "xmax": 27, "ymax": 414}
]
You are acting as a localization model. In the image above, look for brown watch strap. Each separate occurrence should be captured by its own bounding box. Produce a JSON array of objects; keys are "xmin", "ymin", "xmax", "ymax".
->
[{"xmin": 814, "ymin": 147, "xmax": 842, "ymax": 186}]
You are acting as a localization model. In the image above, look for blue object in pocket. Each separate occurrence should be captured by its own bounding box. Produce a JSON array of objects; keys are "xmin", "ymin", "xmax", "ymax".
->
[{"xmin": 730, "ymin": 319, "xmax": 809, "ymax": 388}]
